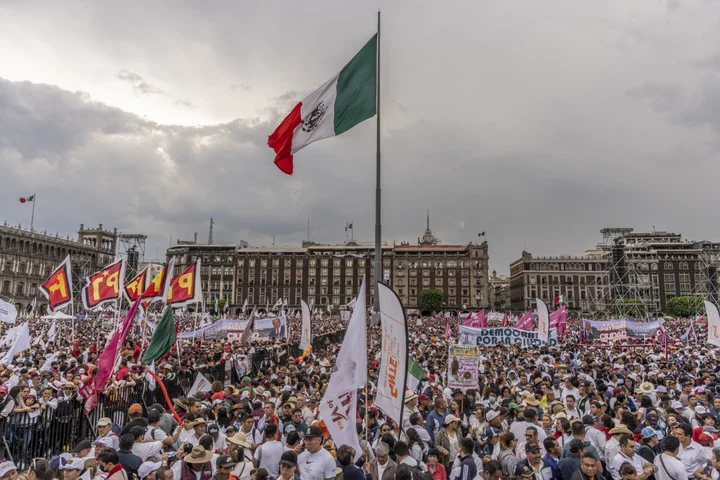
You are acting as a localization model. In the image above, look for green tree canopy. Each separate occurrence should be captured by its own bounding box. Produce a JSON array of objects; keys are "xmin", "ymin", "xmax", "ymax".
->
[
  {"xmin": 665, "ymin": 296, "xmax": 705, "ymax": 317},
  {"xmin": 419, "ymin": 289, "xmax": 444, "ymax": 312}
]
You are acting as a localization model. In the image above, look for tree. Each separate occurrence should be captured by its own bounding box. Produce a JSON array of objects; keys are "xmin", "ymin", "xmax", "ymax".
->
[
  {"xmin": 331, "ymin": 304, "xmax": 341, "ymax": 315},
  {"xmin": 616, "ymin": 298, "xmax": 646, "ymax": 318},
  {"xmin": 419, "ymin": 289, "xmax": 444, "ymax": 312},
  {"xmin": 665, "ymin": 296, "xmax": 705, "ymax": 317},
  {"xmin": 217, "ymin": 298, "xmax": 227, "ymax": 313}
]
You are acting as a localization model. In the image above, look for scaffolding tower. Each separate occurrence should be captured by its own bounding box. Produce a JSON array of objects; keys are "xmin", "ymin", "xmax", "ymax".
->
[
  {"xmin": 118, "ymin": 233, "xmax": 147, "ymax": 282},
  {"xmin": 588, "ymin": 228, "xmax": 658, "ymax": 318},
  {"xmin": 689, "ymin": 241, "xmax": 720, "ymax": 305},
  {"xmin": 70, "ymin": 255, "xmax": 93, "ymax": 313}
]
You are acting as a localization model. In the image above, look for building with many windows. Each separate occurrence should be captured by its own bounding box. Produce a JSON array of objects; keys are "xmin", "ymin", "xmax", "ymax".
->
[
  {"xmin": 166, "ymin": 217, "xmax": 489, "ymax": 313},
  {"xmin": 0, "ymin": 223, "xmax": 117, "ymax": 312}
]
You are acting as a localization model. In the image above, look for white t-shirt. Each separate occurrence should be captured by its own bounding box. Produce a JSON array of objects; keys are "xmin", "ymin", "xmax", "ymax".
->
[
  {"xmin": 255, "ymin": 440, "xmax": 285, "ymax": 477},
  {"xmin": 144, "ymin": 426, "xmax": 168, "ymax": 443},
  {"xmin": 132, "ymin": 441, "xmax": 164, "ymax": 461},
  {"xmin": 654, "ymin": 453, "xmax": 689, "ymax": 480},
  {"xmin": 297, "ymin": 447, "xmax": 337, "ymax": 480}
]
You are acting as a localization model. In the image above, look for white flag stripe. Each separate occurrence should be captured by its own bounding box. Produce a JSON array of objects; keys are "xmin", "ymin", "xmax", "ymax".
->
[
  {"xmin": 0, "ymin": 299, "xmax": 18, "ymax": 324},
  {"xmin": 1, "ymin": 323, "xmax": 30, "ymax": 365},
  {"xmin": 536, "ymin": 298, "xmax": 549, "ymax": 344},
  {"xmin": 300, "ymin": 300, "xmax": 312, "ymax": 351},
  {"xmin": 705, "ymin": 301, "xmax": 720, "ymax": 347}
]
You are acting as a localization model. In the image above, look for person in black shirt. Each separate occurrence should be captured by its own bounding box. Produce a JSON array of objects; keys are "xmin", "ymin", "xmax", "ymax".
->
[{"xmin": 117, "ymin": 434, "xmax": 142, "ymax": 480}]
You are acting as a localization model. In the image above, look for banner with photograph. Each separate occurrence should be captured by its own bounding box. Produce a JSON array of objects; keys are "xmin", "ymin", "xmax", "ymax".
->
[
  {"xmin": 447, "ymin": 345, "xmax": 479, "ymax": 390},
  {"xmin": 180, "ymin": 319, "xmax": 247, "ymax": 341},
  {"xmin": 459, "ymin": 325, "xmax": 558, "ymax": 347},
  {"xmin": 253, "ymin": 315, "xmax": 288, "ymax": 342},
  {"xmin": 581, "ymin": 318, "xmax": 660, "ymax": 342}
]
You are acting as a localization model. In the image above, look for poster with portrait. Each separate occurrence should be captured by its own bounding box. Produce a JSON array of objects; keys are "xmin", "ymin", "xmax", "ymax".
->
[
  {"xmin": 447, "ymin": 344, "xmax": 479, "ymax": 390},
  {"xmin": 254, "ymin": 315, "xmax": 288, "ymax": 342}
]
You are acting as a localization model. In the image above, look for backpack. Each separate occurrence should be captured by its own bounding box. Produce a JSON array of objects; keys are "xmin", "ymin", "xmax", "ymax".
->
[{"xmin": 408, "ymin": 459, "xmax": 433, "ymax": 480}]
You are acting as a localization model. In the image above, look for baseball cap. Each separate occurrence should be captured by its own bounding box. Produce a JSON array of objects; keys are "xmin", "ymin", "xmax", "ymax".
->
[
  {"xmin": 484, "ymin": 427, "xmax": 501, "ymax": 438},
  {"xmin": 216, "ymin": 455, "xmax": 237, "ymax": 469},
  {"xmin": 128, "ymin": 403, "xmax": 143, "ymax": 415},
  {"xmin": 517, "ymin": 464, "xmax": 535, "ymax": 477},
  {"xmin": 525, "ymin": 441, "xmax": 541, "ymax": 453},
  {"xmin": 486, "ymin": 410, "xmax": 500, "ymax": 422},
  {"xmin": 92, "ymin": 437, "xmax": 114, "ymax": 448},
  {"xmin": 0, "ymin": 462, "xmax": 17, "ymax": 477},
  {"xmin": 138, "ymin": 461, "xmax": 161, "ymax": 479},
  {"xmin": 208, "ymin": 424, "xmax": 220, "ymax": 435},
  {"xmin": 0, "ymin": 386, "xmax": 7, "ymax": 394},
  {"xmin": 641, "ymin": 427, "xmax": 657, "ymax": 440},
  {"xmin": 418, "ymin": 394, "xmax": 430, "ymax": 402},
  {"xmin": 305, "ymin": 425, "xmax": 323, "ymax": 438},
  {"xmin": 280, "ymin": 450, "xmax": 298, "ymax": 467},
  {"xmin": 97, "ymin": 417, "xmax": 112, "ymax": 427},
  {"xmin": 70, "ymin": 440, "xmax": 92, "ymax": 453},
  {"xmin": 61, "ymin": 458, "xmax": 85, "ymax": 471},
  {"xmin": 569, "ymin": 439, "xmax": 590, "ymax": 453}
]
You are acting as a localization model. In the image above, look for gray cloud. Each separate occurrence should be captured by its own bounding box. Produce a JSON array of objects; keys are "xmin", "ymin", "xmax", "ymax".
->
[
  {"xmin": 4, "ymin": 0, "xmax": 720, "ymax": 273},
  {"xmin": 117, "ymin": 70, "xmax": 167, "ymax": 96}
]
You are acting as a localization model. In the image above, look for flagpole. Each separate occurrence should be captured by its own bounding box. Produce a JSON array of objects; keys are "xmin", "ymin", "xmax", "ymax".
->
[
  {"xmin": 372, "ymin": 9, "xmax": 382, "ymax": 325},
  {"xmin": 30, "ymin": 193, "xmax": 36, "ymax": 232}
]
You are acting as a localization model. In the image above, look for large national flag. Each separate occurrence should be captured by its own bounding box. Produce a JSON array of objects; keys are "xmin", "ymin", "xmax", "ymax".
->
[
  {"xmin": 705, "ymin": 301, "xmax": 720, "ymax": 347},
  {"xmin": 407, "ymin": 357, "xmax": 426, "ymax": 392},
  {"xmin": 555, "ymin": 294, "xmax": 567, "ymax": 305},
  {"xmin": 82, "ymin": 258, "xmax": 125, "ymax": 310},
  {"xmin": 166, "ymin": 260, "xmax": 202, "ymax": 308},
  {"xmin": 537, "ymin": 298, "xmax": 550, "ymax": 343},
  {"xmin": 18, "ymin": 194, "xmax": 34, "ymax": 203},
  {"xmin": 375, "ymin": 282, "xmax": 408, "ymax": 425},
  {"xmin": 141, "ymin": 259, "xmax": 175, "ymax": 304},
  {"xmin": 268, "ymin": 35, "xmax": 377, "ymax": 175},
  {"xmin": 318, "ymin": 277, "xmax": 367, "ymax": 462},
  {"xmin": 124, "ymin": 267, "xmax": 149, "ymax": 303},
  {"xmin": 142, "ymin": 306, "xmax": 177, "ymax": 364},
  {"xmin": 300, "ymin": 300, "xmax": 312, "ymax": 351},
  {"xmin": 39, "ymin": 255, "xmax": 73, "ymax": 312}
]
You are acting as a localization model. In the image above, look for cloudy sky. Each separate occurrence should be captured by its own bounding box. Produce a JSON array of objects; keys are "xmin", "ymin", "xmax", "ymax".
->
[{"xmin": 2, "ymin": 0, "xmax": 720, "ymax": 272}]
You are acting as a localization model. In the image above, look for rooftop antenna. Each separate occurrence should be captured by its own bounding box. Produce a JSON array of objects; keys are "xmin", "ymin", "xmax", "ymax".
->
[
  {"xmin": 307, "ymin": 218, "xmax": 310, "ymax": 242},
  {"xmin": 273, "ymin": 235, "xmax": 276, "ymax": 247},
  {"xmin": 208, "ymin": 218, "xmax": 214, "ymax": 244},
  {"xmin": 194, "ymin": 232, "xmax": 198, "ymax": 243}
]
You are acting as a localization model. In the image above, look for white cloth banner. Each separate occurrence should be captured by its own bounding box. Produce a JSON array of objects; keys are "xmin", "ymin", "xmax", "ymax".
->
[
  {"xmin": 188, "ymin": 372, "xmax": 212, "ymax": 397},
  {"xmin": 0, "ymin": 299, "xmax": 17, "ymax": 324},
  {"xmin": 537, "ymin": 298, "xmax": 549, "ymax": 344},
  {"xmin": 300, "ymin": 300, "xmax": 312, "ymax": 351},
  {"xmin": 705, "ymin": 301, "xmax": 720, "ymax": 347},
  {"xmin": 374, "ymin": 282, "xmax": 408, "ymax": 425},
  {"xmin": 459, "ymin": 325, "xmax": 558, "ymax": 347},
  {"xmin": 318, "ymin": 277, "xmax": 367, "ymax": 462},
  {"xmin": 1, "ymin": 323, "xmax": 30, "ymax": 365},
  {"xmin": 40, "ymin": 353, "xmax": 57, "ymax": 372}
]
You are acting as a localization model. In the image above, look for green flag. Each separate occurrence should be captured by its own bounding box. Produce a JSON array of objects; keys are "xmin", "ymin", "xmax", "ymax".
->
[
  {"xmin": 142, "ymin": 306, "xmax": 176, "ymax": 364},
  {"xmin": 407, "ymin": 357, "xmax": 426, "ymax": 392}
]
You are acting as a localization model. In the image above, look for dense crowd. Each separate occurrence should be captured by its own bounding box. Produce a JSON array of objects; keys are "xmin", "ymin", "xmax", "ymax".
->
[{"xmin": 0, "ymin": 309, "xmax": 715, "ymax": 480}]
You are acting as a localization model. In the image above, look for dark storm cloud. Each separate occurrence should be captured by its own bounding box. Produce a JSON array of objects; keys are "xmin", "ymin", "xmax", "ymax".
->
[{"xmin": 4, "ymin": 0, "xmax": 720, "ymax": 272}]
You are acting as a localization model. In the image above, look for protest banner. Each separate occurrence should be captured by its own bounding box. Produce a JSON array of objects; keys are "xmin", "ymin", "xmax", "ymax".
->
[
  {"xmin": 459, "ymin": 326, "xmax": 558, "ymax": 347},
  {"xmin": 581, "ymin": 319, "xmax": 660, "ymax": 342},
  {"xmin": 447, "ymin": 344, "xmax": 479, "ymax": 390}
]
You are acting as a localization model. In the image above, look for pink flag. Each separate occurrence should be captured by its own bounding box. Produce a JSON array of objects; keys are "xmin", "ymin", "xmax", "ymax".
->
[
  {"xmin": 549, "ymin": 306, "xmax": 567, "ymax": 338},
  {"xmin": 95, "ymin": 296, "xmax": 143, "ymax": 392},
  {"xmin": 515, "ymin": 311, "xmax": 533, "ymax": 331},
  {"xmin": 463, "ymin": 310, "xmax": 487, "ymax": 328}
]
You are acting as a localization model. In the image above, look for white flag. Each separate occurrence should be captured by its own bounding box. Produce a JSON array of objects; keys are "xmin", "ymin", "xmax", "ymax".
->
[
  {"xmin": 1, "ymin": 326, "xmax": 21, "ymax": 347},
  {"xmin": 1, "ymin": 323, "xmax": 31, "ymax": 365},
  {"xmin": 241, "ymin": 298, "xmax": 248, "ymax": 316},
  {"xmin": 705, "ymin": 301, "xmax": 720, "ymax": 347},
  {"xmin": 374, "ymin": 282, "xmax": 408, "ymax": 425},
  {"xmin": 300, "ymin": 300, "xmax": 312, "ymax": 351},
  {"xmin": 32, "ymin": 328, "xmax": 45, "ymax": 346},
  {"xmin": 240, "ymin": 310, "xmax": 256, "ymax": 345},
  {"xmin": 318, "ymin": 277, "xmax": 367, "ymax": 462},
  {"xmin": 274, "ymin": 298, "xmax": 283, "ymax": 309},
  {"xmin": 0, "ymin": 299, "xmax": 17, "ymax": 324},
  {"xmin": 47, "ymin": 321, "xmax": 58, "ymax": 342},
  {"xmin": 40, "ymin": 353, "xmax": 57, "ymax": 372},
  {"xmin": 283, "ymin": 298, "xmax": 288, "ymax": 307},
  {"xmin": 188, "ymin": 372, "xmax": 212, "ymax": 397},
  {"xmin": 537, "ymin": 298, "xmax": 549, "ymax": 344},
  {"xmin": 146, "ymin": 361, "xmax": 157, "ymax": 391}
]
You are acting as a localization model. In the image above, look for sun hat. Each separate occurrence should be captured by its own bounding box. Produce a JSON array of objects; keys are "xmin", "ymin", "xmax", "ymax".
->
[
  {"xmin": 184, "ymin": 446, "xmax": 214, "ymax": 464},
  {"xmin": 138, "ymin": 461, "xmax": 162, "ymax": 479},
  {"xmin": 609, "ymin": 424, "xmax": 633, "ymax": 436},
  {"xmin": 486, "ymin": 410, "xmax": 500, "ymax": 422},
  {"xmin": 444, "ymin": 414, "xmax": 461, "ymax": 425},
  {"xmin": 226, "ymin": 432, "xmax": 251, "ymax": 448}
]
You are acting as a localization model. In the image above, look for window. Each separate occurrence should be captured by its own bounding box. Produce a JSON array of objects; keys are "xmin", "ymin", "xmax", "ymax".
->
[
  {"xmin": 679, "ymin": 262, "xmax": 689, "ymax": 270},
  {"xmin": 296, "ymin": 259, "xmax": 304, "ymax": 268},
  {"xmin": 345, "ymin": 286, "xmax": 353, "ymax": 295},
  {"xmin": 422, "ymin": 279, "xmax": 430, "ymax": 287},
  {"xmin": 422, "ymin": 269, "xmax": 430, "ymax": 277},
  {"xmin": 448, "ymin": 278, "xmax": 456, "ymax": 286},
  {"xmin": 238, "ymin": 259, "xmax": 245, "ymax": 267},
  {"xmin": 272, "ymin": 259, "xmax": 279, "ymax": 268},
  {"xmin": 321, "ymin": 259, "xmax": 329, "ymax": 267},
  {"xmin": 435, "ymin": 278, "xmax": 443, "ymax": 286},
  {"xmin": 665, "ymin": 283, "xmax": 676, "ymax": 294},
  {"xmin": 383, "ymin": 259, "xmax": 391, "ymax": 267},
  {"xmin": 321, "ymin": 268, "xmax": 328, "ymax": 276},
  {"xmin": 309, "ymin": 286, "xmax": 315, "ymax": 295},
  {"xmin": 410, "ymin": 278, "xmax": 417, "ymax": 286},
  {"xmin": 333, "ymin": 268, "xmax": 341, "ymax": 277},
  {"xmin": 333, "ymin": 287, "xmax": 340, "ymax": 295},
  {"xmin": 249, "ymin": 259, "xmax": 255, "ymax": 268},
  {"xmin": 346, "ymin": 259, "xmax": 353, "ymax": 267},
  {"xmin": 359, "ymin": 259, "xmax": 366, "ymax": 267},
  {"xmin": 285, "ymin": 260, "xmax": 292, "ymax": 268},
  {"xmin": 261, "ymin": 259, "xmax": 267, "ymax": 267},
  {"xmin": 529, "ymin": 276, "xmax": 537, "ymax": 285},
  {"xmin": 333, "ymin": 259, "xmax": 341, "ymax": 267},
  {"xmin": 664, "ymin": 262, "xmax": 673, "ymax": 270},
  {"xmin": 664, "ymin": 273, "xmax": 674, "ymax": 282},
  {"xmin": 320, "ymin": 277, "xmax": 328, "ymax": 286},
  {"xmin": 309, "ymin": 259, "xmax": 317, "ymax": 268}
]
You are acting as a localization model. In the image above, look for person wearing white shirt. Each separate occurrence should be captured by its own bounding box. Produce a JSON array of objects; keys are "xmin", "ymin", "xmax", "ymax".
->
[
  {"xmin": 582, "ymin": 418, "xmax": 607, "ymax": 462},
  {"xmin": 297, "ymin": 426, "xmax": 336, "ymax": 480},
  {"xmin": 253, "ymin": 424, "xmax": 285, "ymax": 478},
  {"xmin": 561, "ymin": 379, "xmax": 580, "ymax": 403},
  {"xmin": 609, "ymin": 435, "xmax": 655, "ymax": 480},
  {"xmin": 654, "ymin": 436, "xmax": 689, "ymax": 480},
  {"xmin": 675, "ymin": 424, "xmax": 713, "ymax": 480}
]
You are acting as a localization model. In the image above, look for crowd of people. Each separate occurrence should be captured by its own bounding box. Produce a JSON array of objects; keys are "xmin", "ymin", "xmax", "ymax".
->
[{"xmin": 0, "ymin": 308, "xmax": 715, "ymax": 480}]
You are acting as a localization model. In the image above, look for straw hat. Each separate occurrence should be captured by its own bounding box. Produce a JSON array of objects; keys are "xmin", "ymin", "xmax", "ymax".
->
[
  {"xmin": 639, "ymin": 382, "xmax": 654, "ymax": 394},
  {"xmin": 187, "ymin": 418, "xmax": 207, "ymax": 429},
  {"xmin": 227, "ymin": 432, "xmax": 251, "ymax": 448},
  {"xmin": 184, "ymin": 446, "xmax": 214, "ymax": 464},
  {"xmin": 404, "ymin": 391, "xmax": 418, "ymax": 403},
  {"xmin": 609, "ymin": 424, "xmax": 633, "ymax": 436}
]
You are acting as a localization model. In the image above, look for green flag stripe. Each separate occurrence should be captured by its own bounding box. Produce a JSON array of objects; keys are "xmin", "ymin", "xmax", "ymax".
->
[
  {"xmin": 334, "ymin": 34, "xmax": 377, "ymax": 136},
  {"xmin": 408, "ymin": 357, "xmax": 425, "ymax": 379},
  {"xmin": 142, "ymin": 306, "xmax": 177, "ymax": 364}
]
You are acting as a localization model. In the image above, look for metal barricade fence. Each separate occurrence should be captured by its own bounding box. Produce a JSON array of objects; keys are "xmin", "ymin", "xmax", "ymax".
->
[{"xmin": 0, "ymin": 329, "xmax": 346, "ymax": 470}]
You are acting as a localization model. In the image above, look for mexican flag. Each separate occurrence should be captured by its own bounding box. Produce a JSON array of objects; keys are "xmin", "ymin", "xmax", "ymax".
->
[
  {"xmin": 407, "ymin": 357, "xmax": 426, "ymax": 392},
  {"xmin": 345, "ymin": 223, "xmax": 353, "ymax": 232},
  {"xmin": 555, "ymin": 294, "xmax": 566, "ymax": 305},
  {"xmin": 268, "ymin": 35, "xmax": 377, "ymax": 175},
  {"xmin": 142, "ymin": 306, "xmax": 176, "ymax": 364},
  {"xmin": 19, "ymin": 195, "xmax": 34, "ymax": 204}
]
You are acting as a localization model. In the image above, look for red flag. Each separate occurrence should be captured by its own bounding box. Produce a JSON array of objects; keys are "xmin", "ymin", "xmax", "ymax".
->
[
  {"xmin": 515, "ymin": 311, "xmax": 533, "ymax": 331},
  {"xmin": 124, "ymin": 267, "xmax": 149, "ymax": 303},
  {"xmin": 39, "ymin": 255, "xmax": 73, "ymax": 312},
  {"xmin": 502, "ymin": 314, "xmax": 509, "ymax": 327},
  {"xmin": 82, "ymin": 259, "xmax": 125, "ymax": 310},
  {"xmin": 167, "ymin": 261, "xmax": 201, "ymax": 307},
  {"xmin": 141, "ymin": 258, "xmax": 175, "ymax": 303}
]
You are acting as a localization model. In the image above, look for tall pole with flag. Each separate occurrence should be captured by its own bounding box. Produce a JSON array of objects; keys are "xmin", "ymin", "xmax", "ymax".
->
[{"xmin": 373, "ymin": 9, "xmax": 382, "ymax": 325}]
